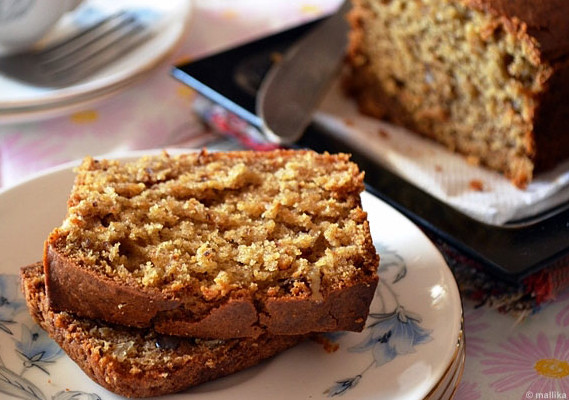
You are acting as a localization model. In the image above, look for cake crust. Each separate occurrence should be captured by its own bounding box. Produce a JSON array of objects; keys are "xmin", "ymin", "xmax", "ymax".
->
[
  {"xmin": 22, "ymin": 263, "xmax": 304, "ymax": 398},
  {"xmin": 465, "ymin": 0, "xmax": 569, "ymax": 61},
  {"xmin": 44, "ymin": 150, "xmax": 379, "ymax": 339}
]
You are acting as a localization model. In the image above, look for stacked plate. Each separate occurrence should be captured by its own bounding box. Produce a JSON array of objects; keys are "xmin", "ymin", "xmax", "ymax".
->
[{"xmin": 0, "ymin": 0, "xmax": 192, "ymax": 124}]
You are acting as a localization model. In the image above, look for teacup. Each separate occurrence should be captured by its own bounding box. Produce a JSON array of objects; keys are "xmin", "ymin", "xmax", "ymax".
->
[{"xmin": 0, "ymin": 0, "xmax": 84, "ymax": 51}]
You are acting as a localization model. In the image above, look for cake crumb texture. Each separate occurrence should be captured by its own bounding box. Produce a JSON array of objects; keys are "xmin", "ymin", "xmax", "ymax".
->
[
  {"xmin": 345, "ymin": 0, "xmax": 569, "ymax": 188},
  {"xmin": 45, "ymin": 149, "xmax": 379, "ymax": 337}
]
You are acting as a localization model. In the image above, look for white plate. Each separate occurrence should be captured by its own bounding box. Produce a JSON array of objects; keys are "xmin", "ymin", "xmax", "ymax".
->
[
  {"xmin": 0, "ymin": 0, "xmax": 192, "ymax": 124},
  {"xmin": 0, "ymin": 149, "xmax": 463, "ymax": 400}
]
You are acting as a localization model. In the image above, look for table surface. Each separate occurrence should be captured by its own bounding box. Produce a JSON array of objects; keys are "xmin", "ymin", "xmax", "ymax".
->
[{"xmin": 1, "ymin": 1, "xmax": 569, "ymax": 399}]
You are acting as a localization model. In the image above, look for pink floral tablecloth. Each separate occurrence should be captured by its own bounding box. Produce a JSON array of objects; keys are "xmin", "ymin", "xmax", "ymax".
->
[{"xmin": 1, "ymin": 1, "xmax": 569, "ymax": 399}]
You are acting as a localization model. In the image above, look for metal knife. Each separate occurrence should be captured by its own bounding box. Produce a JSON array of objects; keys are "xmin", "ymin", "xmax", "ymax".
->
[{"xmin": 256, "ymin": 1, "xmax": 351, "ymax": 145}]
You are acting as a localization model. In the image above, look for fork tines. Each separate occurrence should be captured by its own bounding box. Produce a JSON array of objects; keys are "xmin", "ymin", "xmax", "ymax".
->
[
  {"xmin": 0, "ymin": 11, "xmax": 152, "ymax": 87},
  {"xmin": 38, "ymin": 12, "xmax": 151, "ymax": 84}
]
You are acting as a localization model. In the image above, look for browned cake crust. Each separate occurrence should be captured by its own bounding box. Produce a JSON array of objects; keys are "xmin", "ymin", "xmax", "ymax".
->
[
  {"xmin": 44, "ymin": 149, "xmax": 379, "ymax": 339},
  {"xmin": 345, "ymin": 0, "xmax": 569, "ymax": 188},
  {"xmin": 21, "ymin": 263, "xmax": 305, "ymax": 398}
]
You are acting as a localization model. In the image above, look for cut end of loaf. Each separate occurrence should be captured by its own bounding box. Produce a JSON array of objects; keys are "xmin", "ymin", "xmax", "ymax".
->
[{"xmin": 345, "ymin": 0, "xmax": 558, "ymax": 188}]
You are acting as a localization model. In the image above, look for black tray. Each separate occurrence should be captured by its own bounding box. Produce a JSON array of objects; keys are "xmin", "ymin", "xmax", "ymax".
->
[{"xmin": 172, "ymin": 19, "xmax": 569, "ymax": 283}]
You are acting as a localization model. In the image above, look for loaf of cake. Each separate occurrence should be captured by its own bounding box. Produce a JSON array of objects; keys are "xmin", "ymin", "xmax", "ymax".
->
[
  {"xmin": 44, "ymin": 149, "xmax": 379, "ymax": 339},
  {"xmin": 21, "ymin": 263, "xmax": 304, "ymax": 398},
  {"xmin": 344, "ymin": 0, "xmax": 569, "ymax": 188}
]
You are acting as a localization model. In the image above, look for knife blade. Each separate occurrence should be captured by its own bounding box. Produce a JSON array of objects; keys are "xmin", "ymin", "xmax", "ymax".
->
[{"xmin": 256, "ymin": 1, "xmax": 351, "ymax": 145}]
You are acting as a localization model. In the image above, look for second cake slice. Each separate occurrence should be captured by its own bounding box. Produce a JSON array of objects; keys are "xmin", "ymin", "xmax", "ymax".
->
[{"xmin": 44, "ymin": 149, "xmax": 379, "ymax": 339}]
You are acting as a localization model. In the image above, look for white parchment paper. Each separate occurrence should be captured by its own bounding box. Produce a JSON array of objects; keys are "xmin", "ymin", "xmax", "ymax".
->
[{"xmin": 315, "ymin": 81, "xmax": 569, "ymax": 226}]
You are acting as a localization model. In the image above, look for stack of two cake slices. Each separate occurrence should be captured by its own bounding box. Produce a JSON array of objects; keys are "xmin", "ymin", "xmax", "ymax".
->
[{"xmin": 21, "ymin": 149, "xmax": 380, "ymax": 398}]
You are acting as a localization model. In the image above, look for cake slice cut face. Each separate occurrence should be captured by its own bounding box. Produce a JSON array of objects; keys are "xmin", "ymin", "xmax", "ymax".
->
[
  {"xmin": 345, "ymin": 0, "xmax": 569, "ymax": 188},
  {"xmin": 21, "ymin": 263, "xmax": 305, "ymax": 398},
  {"xmin": 44, "ymin": 150, "xmax": 379, "ymax": 339}
]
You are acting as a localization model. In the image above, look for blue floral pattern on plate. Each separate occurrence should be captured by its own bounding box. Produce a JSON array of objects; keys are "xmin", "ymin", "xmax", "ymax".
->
[
  {"xmin": 0, "ymin": 274, "xmax": 101, "ymax": 400},
  {"xmin": 325, "ymin": 243, "xmax": 433, "ymax": 397},
  {"xmin": 0, "ymin": 274, "xmax": 27, "ymax": 335}
]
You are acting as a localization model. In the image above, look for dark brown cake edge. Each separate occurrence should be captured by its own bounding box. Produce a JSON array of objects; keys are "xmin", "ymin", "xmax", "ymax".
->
[
  {"xmin": 21, "ymin": 262, "xmax": 305, "ymax": 398},
  {"xmin": 45, "ymin": 241, "xmax": 378, "ymax": 338}
]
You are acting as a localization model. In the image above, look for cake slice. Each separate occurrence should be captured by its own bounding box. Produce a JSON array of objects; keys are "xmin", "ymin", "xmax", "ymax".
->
[
  {"xmin": 345, "ymin": 0, "xmax": 569, "ymax": 188},
  {"xmin": 44, "ymin": 149, "xmax": 379, "ymax": 339},
  {"xmin": 21, "ymin": 263, "xmax": 305, "ymax": 398}
]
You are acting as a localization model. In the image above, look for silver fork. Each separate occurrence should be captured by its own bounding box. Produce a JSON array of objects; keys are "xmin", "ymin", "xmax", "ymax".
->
[{"xmin": 0, "ymin": 11, "xmax": 153, "ymax": 88}]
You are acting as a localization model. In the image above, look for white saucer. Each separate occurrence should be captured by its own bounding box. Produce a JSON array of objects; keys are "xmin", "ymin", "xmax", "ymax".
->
[
  {"xmin": 0, "ymin": 0, "xmax": 192, "ymax": 124},
  {"xmin": 0, "ymin": 149, "xmax": 464, "ymax": 399}
]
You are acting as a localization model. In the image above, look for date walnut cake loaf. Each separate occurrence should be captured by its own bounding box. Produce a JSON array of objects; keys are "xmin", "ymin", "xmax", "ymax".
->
[
  {"xmin": 44, "ymin": 149, "xmax": 379, "ymax": 339},
  {"xmin": 21, "ymin": 263, "xmax": 304, "ymax": 398},
  {"xmin": 345, "ymin": 0, "xmax": 569, "ymax": 188}
]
